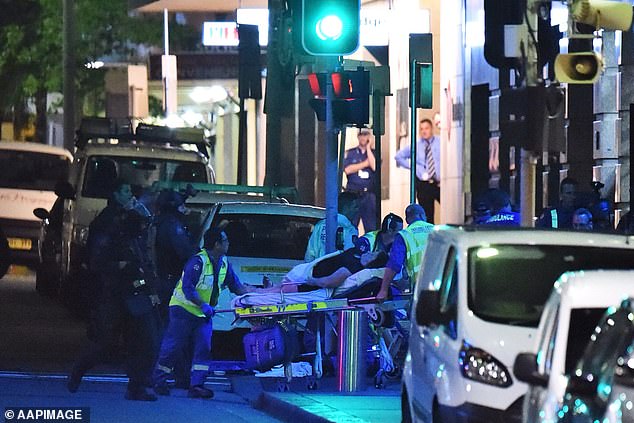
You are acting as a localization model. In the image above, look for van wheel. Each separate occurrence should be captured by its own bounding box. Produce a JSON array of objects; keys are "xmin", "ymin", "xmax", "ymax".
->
[{"xmin": 401, "ymin": 388, "xmax": 413, "ymax": 423}]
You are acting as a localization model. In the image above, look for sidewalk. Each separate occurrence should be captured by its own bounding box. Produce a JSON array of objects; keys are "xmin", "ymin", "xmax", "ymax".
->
[{"xmin": 236, "ymin": 373, "xmax": 402, "ymax": 423}]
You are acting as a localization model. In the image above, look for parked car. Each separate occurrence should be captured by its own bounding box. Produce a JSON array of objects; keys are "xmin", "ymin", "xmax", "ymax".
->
[
  {"xmin": 513, "ymin": 270, "xmax": 634, "ymax": 422},
  {"xmin": 0, "ymin": 141, "xmax": 72, "ymax": 265},
  {"xmin": 401, "ymin": 227, "xmax": 634, "ymax": 423}
]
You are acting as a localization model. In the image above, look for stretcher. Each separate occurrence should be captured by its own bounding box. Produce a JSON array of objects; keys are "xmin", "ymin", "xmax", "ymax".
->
[{"xmin": 217, "ymin": 282, "xmax": 411, "ymax": 389}]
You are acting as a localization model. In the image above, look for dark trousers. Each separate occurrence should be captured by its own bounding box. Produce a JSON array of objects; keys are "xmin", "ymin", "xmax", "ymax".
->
[
  {"xmin": 415, "ymin": 179, "xmax": 440, "ymax": 224},
  {"xmin": 75, "ymin": 292, "xmax": 160, "ymax": 391},
  {"xmin": 350, "ymin": 191, "xmax": 377, "ymax": 232}
]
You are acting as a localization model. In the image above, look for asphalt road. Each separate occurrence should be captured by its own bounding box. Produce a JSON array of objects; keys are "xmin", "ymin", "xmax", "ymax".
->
[{"xmin": 0, "ymin": 266, "xmax": 283, "ymax": 423}]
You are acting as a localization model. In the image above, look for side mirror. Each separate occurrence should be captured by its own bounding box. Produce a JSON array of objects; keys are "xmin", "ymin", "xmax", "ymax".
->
[
  {"xmin": 415, "ymin": 290, "xmax": 441, "ymax": 327},
  {"xmin": 513, "ymin": 352, "xmax": 548, "ymax": 387},
  {"xmin": 567, "ymin": 374, "xmax": 598, "ymax": 396},
  {"xmin": 54, "ymin": 181, "xmax": 75, "ymax": 200},
  {"xmin": 33, "ymin": 208, "xmax": 50, "ymax": 220}
]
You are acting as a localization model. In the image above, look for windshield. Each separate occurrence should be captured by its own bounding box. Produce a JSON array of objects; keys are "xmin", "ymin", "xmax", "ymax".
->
[
  {"xmin": 0, "ymin": 149, "xmax": 70, "ymax": 191},
  {"xmin": 82, "ymin": 155, "xmax": 208, "ymax": 198},
  {"xmin": 468, "ymin": 245, "xmax": 634, "ymax": 327},
  {"xmin": 212, "ymin": 212, "xmax": 320, "ymax": 260}
]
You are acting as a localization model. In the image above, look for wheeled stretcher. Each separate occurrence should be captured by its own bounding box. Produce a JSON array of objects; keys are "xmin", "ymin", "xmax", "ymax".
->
[{"xmin": 218, "ymin": 278, "xmax": 411, "ymax": 389}]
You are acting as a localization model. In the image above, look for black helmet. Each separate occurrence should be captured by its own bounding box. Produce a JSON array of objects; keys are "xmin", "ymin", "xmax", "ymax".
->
[{"xmin": 157, "ymin": 190, "xmax": 186, "ymax": 212}]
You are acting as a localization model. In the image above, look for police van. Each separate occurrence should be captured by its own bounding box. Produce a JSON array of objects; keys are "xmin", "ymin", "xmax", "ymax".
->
[
  {"xmin": 0, "ymin": 141, "xmax": 72, "ymax": 265},
  {"xmin": 41, "ymin": 118, "xmax": 215, "ymax": 306}
]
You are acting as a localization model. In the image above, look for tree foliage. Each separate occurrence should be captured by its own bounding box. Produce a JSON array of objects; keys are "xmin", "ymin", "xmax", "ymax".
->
[{"xmin": 0, "ymin": 0, "xmax": 198, "ymax": 140}]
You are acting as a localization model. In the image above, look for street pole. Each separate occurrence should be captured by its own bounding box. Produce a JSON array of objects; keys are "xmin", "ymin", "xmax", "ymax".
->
[
  {"xmin": 325, "ymin": 65, "xmax": 338, "ymax": 254},
  {"xmin": 520, "ymin": 0, "xmax": 541, "ymax": 226},
  {"xmin": 409, "ymin": 60, "xmax": 418, "ymax": 204},
  {"xmin": 63, "ymin": 0, "xmax": 76, "ymax": 151}
]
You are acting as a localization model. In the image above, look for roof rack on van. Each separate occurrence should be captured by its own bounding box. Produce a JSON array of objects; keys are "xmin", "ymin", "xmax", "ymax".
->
[
  {"xmin": 74, "ymin": 117, "xmax": 211, "ymax": 158},
  {"xmin": 75, "ymin": 117, "xmax": 133, "ymax": 148},
  {"xmin": 156, "ymin": 182, "xmax": 298, "ymax": 203},
  {"xmin": 135, "ymin": 123, "xmax": 210, "ymax": 158}
]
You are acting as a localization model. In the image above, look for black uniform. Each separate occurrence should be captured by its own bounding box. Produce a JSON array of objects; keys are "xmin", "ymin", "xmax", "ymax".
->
[
  {"xmin": 68, "ymin": 202, "xmax": 160, "ymax": 400},
  {"xmin": 155, "ymin": 210, "xmax": 196, "ymax": 321}
]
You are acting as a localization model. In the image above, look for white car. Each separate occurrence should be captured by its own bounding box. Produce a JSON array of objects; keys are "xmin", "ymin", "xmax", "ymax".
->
[
  {"xmin": 514, "ymin": 270, "xmax": 634, "ymax": 422},
  {"xmin": 191, "ymin": 201, "xmax": 325, "ymax": 332},
  {"xmin": 0, "ymin": 141, "xmax": 72, "ymax": 265},
  {"xmin": 401, "ymin": 227, "xmax": 634, "ymax": 422}
]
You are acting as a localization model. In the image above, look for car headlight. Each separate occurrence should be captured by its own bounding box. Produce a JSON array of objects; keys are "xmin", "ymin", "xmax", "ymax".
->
[
  {"xmin": 72, "ymin": 225, "xmax": 90, "ymax": 246},
  {"xmin": 459, "ymin": 341, "xmax": 513, "ymax": 387}
]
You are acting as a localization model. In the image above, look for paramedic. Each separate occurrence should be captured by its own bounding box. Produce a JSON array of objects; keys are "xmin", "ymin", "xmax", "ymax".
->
[
  {"xmin": 376, "ymin": 204, "xmax": 435, "ymax": 301},
  {"xmin": 153, "ymin": 228, "xmax": 257, "ymax": 398},
  {"xmin": 361, "ymin": 213, "xmax": 404, "ymax": 254},
  {"xmin": 304, "ymin": 191, "xmax": 359, "ymax": 262}
]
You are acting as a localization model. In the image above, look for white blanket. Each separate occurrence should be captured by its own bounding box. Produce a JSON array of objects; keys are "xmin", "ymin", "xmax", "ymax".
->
[{"xmin": 231, "ymin": 267, "xmax": 385, "ymax": 307}]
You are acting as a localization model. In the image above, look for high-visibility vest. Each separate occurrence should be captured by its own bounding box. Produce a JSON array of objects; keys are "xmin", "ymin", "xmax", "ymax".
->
[
  {"xmin": 170, "ymin": 250, "xmax": 228, "ymax": 317},
  {"xmin": 399, "ymin": 220, "xmax": 435, "ymax": 286},
  {"xmin": 362, "ymin": 231, "xmax": 379, "ymax": 252},
  {"xmin": 550, "ymin": 209, "xmax": 558, "ymax": 228}
]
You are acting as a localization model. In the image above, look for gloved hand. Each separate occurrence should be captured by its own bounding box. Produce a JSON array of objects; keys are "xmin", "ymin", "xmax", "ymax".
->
[{"xmin": 200, "ymin": 303, "xmax": 215, "ymax": 318}]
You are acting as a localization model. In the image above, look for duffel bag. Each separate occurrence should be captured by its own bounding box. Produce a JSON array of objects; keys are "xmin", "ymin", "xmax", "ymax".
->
[{"xmin": 243, "ymin": 321, "xmax": 298, "ymax": 372}]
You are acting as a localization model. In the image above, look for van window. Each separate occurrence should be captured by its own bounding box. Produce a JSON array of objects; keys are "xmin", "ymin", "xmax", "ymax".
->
[
  {"xmin": 0, "ymin": 150, "xmax": 70, "ymax": 191},
  {"xmin": 439, "ymin": 248, "xmax": 458, "ymax": 339},
  {"xmin": 467, "ymin": 245, "xmax": 634, "ymax": 327},
  {"xmin": 212, "ymin": 213, "xmax": 320, "ymax": 260},
  {"xmin": 564, "ymin": 308, "xmax": 606, "ymax": 374},
  {"xmin": 82, "ymin": 155, "xmax": 208, "ymax": 198}
]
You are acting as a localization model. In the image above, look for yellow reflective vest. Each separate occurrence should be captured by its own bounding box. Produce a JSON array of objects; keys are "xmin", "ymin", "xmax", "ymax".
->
[
  {"xmin": 362, "ymin": 230, "xmax": 379, "ymax": 252},
  {"xmin": 170, "ymin": 250, "xmax": 228, "ymax": 317},
  {"xmin": 399, "ymin": 220, "xmax": 435, "ymax": 286}
]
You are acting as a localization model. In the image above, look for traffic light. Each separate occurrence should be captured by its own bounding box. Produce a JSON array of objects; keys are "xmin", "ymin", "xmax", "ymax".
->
[
  {"xmin": 554, "ymin": 52, "xmax": 603, "ymax": 84},
  {"xmin": 307, "ymin": 69, "xmax": 370, "ymax": 125},
  {"xmin": 332, "ymin": 69, "xmax": 370, "ymax": 125},
  {"xmin": 301, "ymin": 0, "xmax": 360, "ymax": 56}
]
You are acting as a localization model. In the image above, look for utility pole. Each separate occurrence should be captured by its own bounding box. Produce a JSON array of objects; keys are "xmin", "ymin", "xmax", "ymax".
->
[
  {"xmin": 63, "ymin": 0, "xmax": 76, "ymax": 151},
  {"xmin": 519, "ymin": 0, "xmax": 541, "ymax": 226}
]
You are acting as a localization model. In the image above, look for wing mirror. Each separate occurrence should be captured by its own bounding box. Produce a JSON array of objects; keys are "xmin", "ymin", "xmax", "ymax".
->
[
  {"xmin": 513, "ymin": 352, "xmax": 548, "ymax": 387},
  {"xmin": 54, "ymin": 181, "xmax": 75, "ymax": 200},
  {"xmin": 33, "ymin": 208, "xmax": 50, "ymax": 220}
]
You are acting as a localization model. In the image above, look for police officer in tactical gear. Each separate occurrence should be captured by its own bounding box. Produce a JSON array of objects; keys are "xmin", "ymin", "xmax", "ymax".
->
[
  {"xmin": 155, "ymin": 189, "xmax": 197, "ymax": 323},
  {"xmin": 68, "ymin": 179, "xmax": 161, "ymax": 401}
]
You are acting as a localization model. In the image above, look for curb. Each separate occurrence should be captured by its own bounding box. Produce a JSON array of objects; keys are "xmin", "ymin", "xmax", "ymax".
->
[{"xmin": 254, "ymin": 391, "xmax": 332, "ymax": 423}]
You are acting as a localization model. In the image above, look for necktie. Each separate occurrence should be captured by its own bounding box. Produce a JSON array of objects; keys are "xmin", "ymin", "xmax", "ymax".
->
[{"xmin": 425, "ymin": 140, "xmax": 436, "ymax": 182}]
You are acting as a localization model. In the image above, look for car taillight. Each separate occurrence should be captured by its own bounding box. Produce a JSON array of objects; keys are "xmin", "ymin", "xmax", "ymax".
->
[{"xmin": 459, "ymin": 340, "xmax": 513, "ymax": 387}]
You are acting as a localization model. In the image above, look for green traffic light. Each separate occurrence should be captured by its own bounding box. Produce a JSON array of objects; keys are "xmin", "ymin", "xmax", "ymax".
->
[
  {"xmin": 316, "ymin": 15, "xmax": 343, "ymax": 41},
  {"xmin": 301, "ymin": 0, "xmax": 360, "ymax": 56}
]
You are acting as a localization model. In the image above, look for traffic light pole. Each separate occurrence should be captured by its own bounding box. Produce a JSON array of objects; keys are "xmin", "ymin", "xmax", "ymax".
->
[
  {"xmin": 325, "ymin": 66, "xmax": 338, "ymax": 254},
  {"xmin": 409, "ymin": 60, "xmax": 418, "ymax": 204}
]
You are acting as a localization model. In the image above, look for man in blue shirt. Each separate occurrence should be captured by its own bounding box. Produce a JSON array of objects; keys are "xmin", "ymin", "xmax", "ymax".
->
[
  {"xmin": 344, "ymin": 128, "xmax": 377, "ymax": 231},
  {"xmin": 395, "ymin": 119, "xmax": 441, "ymax": 223}
]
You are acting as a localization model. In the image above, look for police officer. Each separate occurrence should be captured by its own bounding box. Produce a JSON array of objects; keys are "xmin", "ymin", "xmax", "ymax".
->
[
  {"xmin": 155, "ymin": 189, "xmax": 197, "ymax": 323},
  {"xmin": 537, "ymin": 177, "xmax": 578, "ymax": 229},
  {"xmin": 377, "ymin": 204, "xmax": 435, "ymax": 301},
  {"xmin": 344, "ymin": 128, "xmax": 377, "ymax": 232},
  {"xmin": 68, "ymin": 180, "xmax": 160, "ymax": 401},
  {"xmin": 153, "ymin": 228, "xmax": 257, "ymax": 399},
  {"xmin": 361, "ymin": 213, "xmax": 404, "ymax": 254}
]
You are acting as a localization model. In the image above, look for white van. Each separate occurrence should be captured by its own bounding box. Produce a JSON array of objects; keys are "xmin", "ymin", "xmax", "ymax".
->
[
  {"xmin": 401, "ymin": 227, "xmax": 634, "ymax": 422},
  {"xmin": 0, "ymin": 142, "xmax": 72, "ymax": 264},
  {"xmin": 513, "ymin": 270, "xmax": 634, "ymax": 423}
]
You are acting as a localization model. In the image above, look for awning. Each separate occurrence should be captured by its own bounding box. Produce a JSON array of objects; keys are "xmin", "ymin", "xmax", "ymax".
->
[{"xmin": 130, "ymin": 0, "xmax": 266, "ymax": 13}]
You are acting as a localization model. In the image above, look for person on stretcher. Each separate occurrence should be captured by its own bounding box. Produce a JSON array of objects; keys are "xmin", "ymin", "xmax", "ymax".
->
[{"xmin": 264, "ymin": 237, "xmax": 388, "ymax": 293}]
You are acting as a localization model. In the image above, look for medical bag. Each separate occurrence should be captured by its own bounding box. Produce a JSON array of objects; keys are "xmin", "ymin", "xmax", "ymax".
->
[{"xmin": 243, "ymin": 321, "xmax": 298, "ymax": 372}]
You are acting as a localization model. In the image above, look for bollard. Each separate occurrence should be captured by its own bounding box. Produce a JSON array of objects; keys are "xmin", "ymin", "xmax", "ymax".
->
[{"xmin": 337, "ymin": 309, "xmax": 368, "ymax": 392}]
